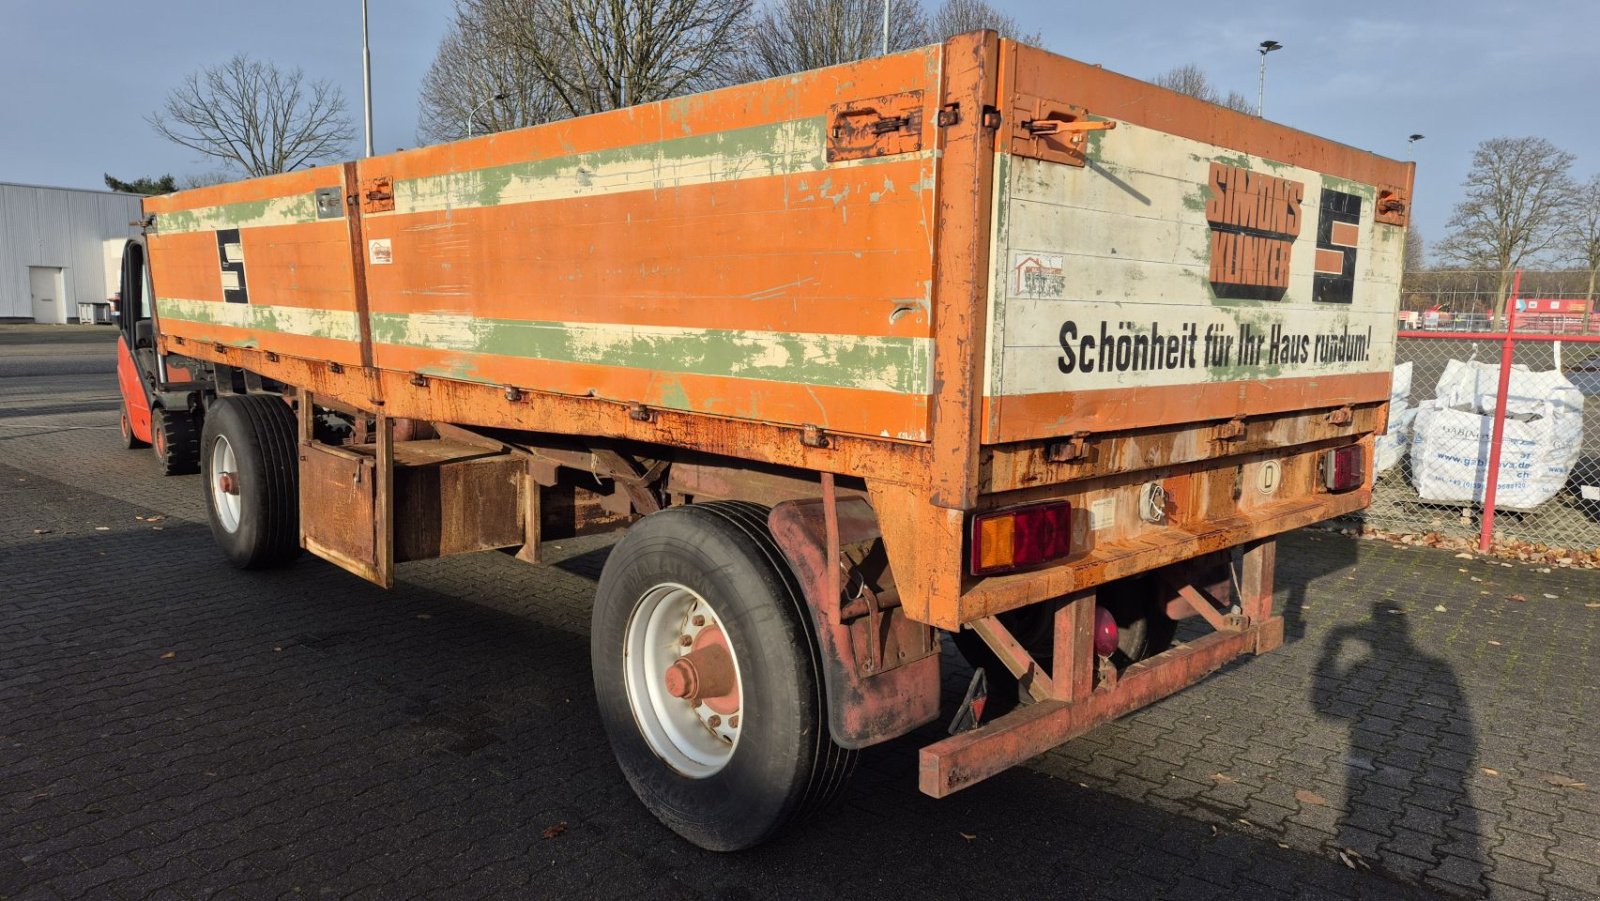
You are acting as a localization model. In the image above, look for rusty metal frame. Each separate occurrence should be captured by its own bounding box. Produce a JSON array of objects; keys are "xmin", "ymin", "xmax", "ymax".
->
[
  {"xmin": 921, "ymin": 615, "xmax": 1281, "ymax": 797},
  {"xmin": 926, "ymin": 30, "xmax": 1000, "ymax": 511},
  {"xmin": 161, "ymin": 339, "xmax": 928, "ymax": 489},
  {"xmin": 767, "ymin": 488, "xmax": 942, "ymax": 749}
]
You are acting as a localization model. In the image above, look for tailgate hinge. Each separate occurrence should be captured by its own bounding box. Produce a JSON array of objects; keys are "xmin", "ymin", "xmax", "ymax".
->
[
  {"xmin": 1046, "ymin": 431, "xmax": 1094, "ymax": 463},
  {"xmin": 1212, "ymin": 417, "xmax": 1248, "ymax": 442}
]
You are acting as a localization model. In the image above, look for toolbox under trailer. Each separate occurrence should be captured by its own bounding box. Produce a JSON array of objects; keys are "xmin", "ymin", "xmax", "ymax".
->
[{"xmin": 122, "ymin": 32, "xmax": 1411, "ymax": 849}]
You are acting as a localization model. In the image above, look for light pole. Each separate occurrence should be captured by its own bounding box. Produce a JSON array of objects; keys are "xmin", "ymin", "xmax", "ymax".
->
[
  {"xmin": 881, "ymin": 0, "xmax": 890, "ymax": 55},
  {"xmin": 466, "ymin": 93, "xmax": 507, "ymax": 138},
  {"xmin": 1408, "ymin": 133, "xmax": 1425, "ymax": 160},
  {"xmin": 1256, "ymin": 40, "xmax": 1282, "ymax": 118},
  {"xmin": 361, "ymin": 0, "xmax": 373, "ymax": 157}
]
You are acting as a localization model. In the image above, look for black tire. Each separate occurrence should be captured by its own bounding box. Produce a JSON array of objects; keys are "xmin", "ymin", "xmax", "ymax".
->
[
  {"xmin": 150, "ymin": 406, "xmax": 201, "ymax": 475},
  {"xmin": 591, "ymin": 502, "xmax": 856, "ymax": 851},
  {"xmin": 200, "ymin": 395, "xmax": 301, "ymax": 569},
  {"xmin": 120, "ymin": 411, "xmax": 149, "ymax": 449}
]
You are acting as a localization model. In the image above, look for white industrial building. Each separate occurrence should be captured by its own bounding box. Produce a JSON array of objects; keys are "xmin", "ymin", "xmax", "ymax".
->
[{"xmin": 0, "ymin": 182, "xmax": 144, "ymax": 323}]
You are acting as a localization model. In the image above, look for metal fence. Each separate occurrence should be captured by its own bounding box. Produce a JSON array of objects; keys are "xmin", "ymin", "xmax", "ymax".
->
[{"xmin": 1360, "ymin": 270, "xmax": 1600, "ymax": 555}]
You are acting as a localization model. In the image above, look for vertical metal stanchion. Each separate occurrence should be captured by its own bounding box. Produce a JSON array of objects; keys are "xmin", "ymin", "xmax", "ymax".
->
[{"xmin": 1478, "ymin": 268, "xmax": 1524, "ymax": 552}]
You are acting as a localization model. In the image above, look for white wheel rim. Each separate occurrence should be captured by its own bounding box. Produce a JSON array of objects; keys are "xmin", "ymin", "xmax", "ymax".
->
[
  {"xmin": 623, "ymin": 583, "xmax": 744, "ymax": 778},
  {"xmin": 210, "ymin": 435, "xmax": 242, "ymax": 533}
]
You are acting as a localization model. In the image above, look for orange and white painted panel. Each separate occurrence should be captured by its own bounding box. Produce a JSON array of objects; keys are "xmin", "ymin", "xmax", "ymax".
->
[
  {"xmin": 981, "ymin": 48, "xmax": 1410, "ymax": 443},
  {"xmin": 143, "ymin": 166, "xmax": 364, "ymax": 368},
  {"xmin": 356, "ymin": 50, "xmax": 944, "ymax": 441}
]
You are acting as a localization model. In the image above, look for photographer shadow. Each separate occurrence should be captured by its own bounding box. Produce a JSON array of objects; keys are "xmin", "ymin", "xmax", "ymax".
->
[{"xmin": 1313, "ymin": 600, "xmax": 1484, "ymax": 894}]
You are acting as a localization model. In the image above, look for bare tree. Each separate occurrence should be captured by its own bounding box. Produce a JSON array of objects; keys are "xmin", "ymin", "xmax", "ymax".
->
[
  {"xmin": 736, "ymin": 0, "xmax": 928, "ymax": 81},
  {"xmin": 1404, "ymin": 226, "xmax": 1425, "ymax": 272},
  {"xmin": 472, "ymin": 0, "xmax": 750, "ymax": 117},
  {"xmin": 148, "ymin": 55, "xmax": 355, "ymax": 177},
  {"xmin": 1151, "ymin": 63, "xmax": 1253, "ymax": 113},
  {"xmin": 927, "ymin": 0, "xmax": 1039, "ymax": 43},
  {"xmin": 1435, "ymin": 136, "xmax": 1578, "ymax": 319},
  {"xmin": 1565, "ymin": 175, "xmax": 1600, "ymax": 326},
  {"xmin": 418, "ymin": 0, "xmax": 567, "ymax": 143},
  {"xmin": 179, "ymin": 170, "xmax": 239, "ymax": 190}
]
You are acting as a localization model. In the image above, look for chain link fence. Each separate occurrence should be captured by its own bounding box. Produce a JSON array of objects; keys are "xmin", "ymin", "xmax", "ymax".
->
[{"xmin": 1359, "ymin": 270, "xmax": 1600, "ymax": 554}]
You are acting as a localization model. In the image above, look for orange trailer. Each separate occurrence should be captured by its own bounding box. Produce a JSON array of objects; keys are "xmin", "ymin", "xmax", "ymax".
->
[{"xmin": 118, "ymin": 32, "xmax": 1411, "ymax": 850}]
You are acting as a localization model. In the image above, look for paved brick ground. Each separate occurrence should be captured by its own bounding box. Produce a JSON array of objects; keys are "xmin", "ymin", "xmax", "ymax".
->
[{"xmin": 2, "ymin": 325, "xmax": 1598, "ymax": 900}]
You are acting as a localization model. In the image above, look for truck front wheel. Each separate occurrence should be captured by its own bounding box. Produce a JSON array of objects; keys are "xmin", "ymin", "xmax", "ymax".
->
[
  {"xmin": 591, "ymin": 502, "xmax": 855, "ymax": 851},
  {"xmin": 200, "ymin": 395, "xmax": 301, "ymax": 569}
]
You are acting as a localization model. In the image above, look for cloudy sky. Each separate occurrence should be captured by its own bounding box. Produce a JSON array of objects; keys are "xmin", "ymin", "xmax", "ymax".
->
[{"xmin": 2, "ymin": 0, "xmax": 1596, "ymax": 251}]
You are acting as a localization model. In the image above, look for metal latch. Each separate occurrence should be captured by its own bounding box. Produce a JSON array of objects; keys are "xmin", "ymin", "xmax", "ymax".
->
[
  {"xmin": 1375, "ymin": 185, "xmax": 1409, "ymax": 226},
  {"xmin": 360, "ymin": 176, "xmax": 395, "ymax": 214},
  {"xmin": 1010, "ymin": 95, "xmax": 1116, "ymax": 167},
  {"xmin": 826, "ymin": 91, "xmax": 925, "ymax": 163},
  {"xmin": 1213, "ymin": 417, "xmax": 1248, "ymax": 442},
  {"xmin": 1046, "ymin": 431, "xmax": 1093, "ymax": 463}
]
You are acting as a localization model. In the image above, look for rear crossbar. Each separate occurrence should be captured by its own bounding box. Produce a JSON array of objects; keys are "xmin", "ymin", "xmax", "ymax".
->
[{"xmin": 919, "ymin": 615, "xmax": 1283, "ymax": 797}]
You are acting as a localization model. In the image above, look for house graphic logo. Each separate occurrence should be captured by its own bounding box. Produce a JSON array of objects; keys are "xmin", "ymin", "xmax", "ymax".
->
[{"xmin": 1012, "ymin": 252, "xmax": 1065, "ymax": 300}]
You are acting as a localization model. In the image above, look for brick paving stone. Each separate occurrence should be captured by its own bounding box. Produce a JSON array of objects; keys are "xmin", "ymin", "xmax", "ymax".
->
[{"xmin": 3, "ymin": 327, "xmax": 1600, "ymax": 899}]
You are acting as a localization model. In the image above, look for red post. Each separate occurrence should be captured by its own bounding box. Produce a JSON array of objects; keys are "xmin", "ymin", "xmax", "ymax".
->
[{"xmin": 1478, "ymin": 269, "xmax": 1524, "ymax": 553}]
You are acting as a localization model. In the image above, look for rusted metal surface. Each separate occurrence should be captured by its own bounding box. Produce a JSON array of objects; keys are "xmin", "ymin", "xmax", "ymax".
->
[
  {"xmin": 970, "ymin": 616, "xmax": 1053, "ymax": 701},
  {"xmin": 1166, "ymin": 579, "xmax": 1235, "ymax": 634},
  {"xmin": 298, "ymin": 422, "xmax": 393, "ymax": 588},
  {"xmin": 981, "ymin": 404, "xmax": 1383, "ymax": 493},
  {"xmin": 918, "ymin": 617, "xmax": 1281, "ymax": 797},
  {"xmin": 341, "ymin": 162, "xmax": 379, "ymax": 376},
  {"xmin": 162, "ymin": 341, "xmax": 931, "ymax": 488},
  {"xmin": 825, "ymin": 91, "xmax": 925, "ymax": 162},
  {"xmin": 665, "ymin": 456, "xmax": 865, "ymax": 506},
  {"xmin": 927, "ymin": 30, "xmax": 1000, "ymax": 511},
  {"xmin": 389, "ymin": 444, "xmax": 525, "ymax": 562},
  {"xmin": 1053, "ymin": 591, "xmax": 1096, "ymax": 703},
  {"xmin": 767, "ymin": 496, "xmax": 940, "ymax": 750},
  {"xmin": 1239, "ymin": 538, "xmax": 1277, "ymax": 624}
]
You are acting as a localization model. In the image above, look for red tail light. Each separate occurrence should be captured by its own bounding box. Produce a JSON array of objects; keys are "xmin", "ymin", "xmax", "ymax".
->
[
  {"xmin": 1322, "ymin": 445, "xmax": 1365, "ymax": 492},
  {"xmin": 969, "ymin": 501, "xmax": 1073, "ymax": 575}
]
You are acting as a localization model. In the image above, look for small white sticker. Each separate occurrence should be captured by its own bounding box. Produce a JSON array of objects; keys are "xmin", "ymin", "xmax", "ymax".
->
[
  {"xmin": 1012, "ymin": 250, "xmax": 1065, "ymax": 299},
  {"xmin": 1089, "ymin": 497, "xmax": 1115, "ymax": 531},
  {"xmin": 368, "ymin": 238, "xmax": 393, "ymax": 265}
]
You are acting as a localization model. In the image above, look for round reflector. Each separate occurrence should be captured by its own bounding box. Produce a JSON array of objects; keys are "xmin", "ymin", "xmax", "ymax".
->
[{"xmin": 1093, "ymin": 605, "xmax": 1118, "ymax": 658}]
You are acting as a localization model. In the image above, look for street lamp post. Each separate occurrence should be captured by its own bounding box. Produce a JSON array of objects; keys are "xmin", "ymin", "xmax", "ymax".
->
[
  {"xmin": 361, "ymin": 0, "xmax": 373, "ymax": 158},
  {"xmin": 881, "ymin": 0, "xmax": 890, "ymax": 55},
  {"xmin": 1256, "ymin": 40, "xmax": 1282, "ymax": 117},
  {"xmin": 466, "ymin": 93, "xmax": 507, "ymax": 138}
]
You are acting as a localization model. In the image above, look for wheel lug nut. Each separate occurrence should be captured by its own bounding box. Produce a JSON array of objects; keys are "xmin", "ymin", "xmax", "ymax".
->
[
  {"xmin": 691, "ymin": 615, "xmax": 705, "ymax": 627},
  {"xmin": 708, "ymin": 715, "xmax": 721, "ymax": 728},
  {"xmin": 729, "ymin": 715, "xmax": 740, "ymax": 728},
  {"xmin": 679, "ymin": 635, "xmax": 693, "ymax": 647}
]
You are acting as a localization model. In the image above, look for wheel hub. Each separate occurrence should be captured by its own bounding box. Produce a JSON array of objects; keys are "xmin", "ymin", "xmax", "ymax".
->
[
  {"xmin": 662, "ymin": 626, "xmax": 740, "ymax": 714},
  {"xmin": 209, "ymin": 436, "xmax": 243, "ymax": 534},
  {"xmin": 623, "ymin": 584, "xmax": 744, "ymax": 778}
]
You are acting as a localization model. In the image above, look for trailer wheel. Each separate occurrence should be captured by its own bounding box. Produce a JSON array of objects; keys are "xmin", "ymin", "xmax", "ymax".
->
[
  {"xmin": 119, "ymin": 411, "xmax": 149, "ymax": 449},
  {"xmin": 150, "ymin": 406, "xmax": 201, "ymax": 475},
  {"xmin": 200, "ymin": 395, "xmax": 301, "ymax": 569},
  {"xmin": 591, "ymin": 502, "xmax": 856, "ymax": 851}
]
